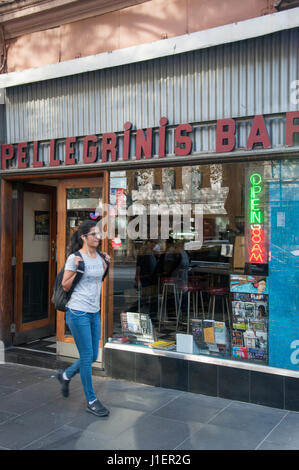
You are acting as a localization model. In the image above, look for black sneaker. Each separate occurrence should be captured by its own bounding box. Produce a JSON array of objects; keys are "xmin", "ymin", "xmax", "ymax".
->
[
  {"xmin": 86, "ymin": 399, "xmax": 110, "ymax": 417},
  {"xmin": 56, "ymin": 370, "xmax": 70, "ymax": 398}
]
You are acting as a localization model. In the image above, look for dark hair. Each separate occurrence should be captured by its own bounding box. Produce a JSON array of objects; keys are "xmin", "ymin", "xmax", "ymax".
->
[
  {"xmin": 258, "ymin": 304, "xmax": 266, "ymax": 315},
  {"xmin": 253, "ymin": 278, "xmax": 266, "ymax": 288},
  {"xmin": 68, "ymin": 220, "xmax": 98, "ymax": 255}
]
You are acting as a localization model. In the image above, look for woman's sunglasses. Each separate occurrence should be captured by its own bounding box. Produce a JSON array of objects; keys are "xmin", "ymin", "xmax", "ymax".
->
[{"xmin": 84, "ymin": 231, "xmax": 101, "ymax": 238}]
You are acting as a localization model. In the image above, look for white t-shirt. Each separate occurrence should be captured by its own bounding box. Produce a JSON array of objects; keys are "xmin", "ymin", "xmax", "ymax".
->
[{"xmin": 65, "ymin": 252, "xmax": 105, "ymax": 313}]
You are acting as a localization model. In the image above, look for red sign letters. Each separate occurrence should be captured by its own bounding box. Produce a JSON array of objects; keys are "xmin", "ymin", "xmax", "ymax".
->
[{"xmin": 1, "ymin": 112, "xmax": 299, "ymax": 170}]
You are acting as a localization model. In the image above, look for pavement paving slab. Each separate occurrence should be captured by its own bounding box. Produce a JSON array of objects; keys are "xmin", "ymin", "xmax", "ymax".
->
[{"xmin": 0, "ymin": 362, "xmax": 298, "ymax": 451}]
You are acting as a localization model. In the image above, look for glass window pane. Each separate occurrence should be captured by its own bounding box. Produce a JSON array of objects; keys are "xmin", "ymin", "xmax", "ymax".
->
[
  {"xmin": 64, "ymin": 186, "xmax": 102, "ymax": 336},
  {"xmin": 107, "ymin": 160, "xmax": 299, "ymax": 370},
  {"xmin": 66, "ymin": 187, "xmax": 102, "ymax": 253}
]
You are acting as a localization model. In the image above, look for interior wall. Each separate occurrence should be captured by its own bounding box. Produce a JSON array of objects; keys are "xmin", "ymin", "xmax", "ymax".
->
[{"xmin": 23, "ymin": 191, "xmax": 49, "ymax": 263}]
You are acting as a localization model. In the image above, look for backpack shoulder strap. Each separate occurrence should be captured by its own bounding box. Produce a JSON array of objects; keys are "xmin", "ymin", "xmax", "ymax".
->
[
  {"xmin": 97, "ymin": 250, "xmax": 110, "ymax": 280},
  {"xmin": 73, "ymin": 250, "xmax": 84, "ymax": 274},
  {"xmin": 68, "ymin": 251, "xmax": 85, "ymax": 293}
]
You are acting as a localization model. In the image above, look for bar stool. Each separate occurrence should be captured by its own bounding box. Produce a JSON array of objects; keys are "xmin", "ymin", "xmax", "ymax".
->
[
  {"xmin": 137, "ymin": 280, "xmax": 141, "ymax": 312},
  {"xmin": 158, "ymin": 277, "xmax": 179, "ymax": 331},
  {"xmin": 176, "ymin": 277, "xmax": 206, "ymax": 334},
  {"xmin": 205, "ymin": 287, "xmax": 230, "ymax": 326}
]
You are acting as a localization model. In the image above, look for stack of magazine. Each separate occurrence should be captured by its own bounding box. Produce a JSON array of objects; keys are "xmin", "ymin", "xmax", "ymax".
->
[
  {"xmin": 149, "ymin": 340, "xmax": 176, "ymax": 350},
  {"xmin": 231, "ymin": 293, "xmax": 268, "ymax": 362},
  {"xmin": 119, "ymin": 312, "xmax": 156, "ymax": 345},
  {"xmin": 191, "ymin": 319, "xmax": 229, "ymax": 356}
]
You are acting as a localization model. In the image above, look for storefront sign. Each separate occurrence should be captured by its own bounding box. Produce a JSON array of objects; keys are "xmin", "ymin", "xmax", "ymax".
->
[
  {"xmin": 248, "ymin": 173, "xmax": 265, "ymax": 264},
  {"xmin": 1, "ymin": 112, "xmax": 299, "ymax": 170},
  {"xmin": 245, "ymin": 169, "xmax": 268, "ymax": 276}
]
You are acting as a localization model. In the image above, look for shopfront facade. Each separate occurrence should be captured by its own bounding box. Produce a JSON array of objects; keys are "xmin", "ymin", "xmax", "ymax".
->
[{"xmin": 0, "ymin": 26, "xmax": 299, "ymax": 409}]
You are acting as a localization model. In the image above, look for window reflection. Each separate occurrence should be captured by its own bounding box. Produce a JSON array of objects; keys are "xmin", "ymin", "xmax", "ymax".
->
[
  {"xmin": 109, "ymin": 164, "xmax": 243, "ymax": 351},
  {"xmin": 108, "ymin": 160, "xmax": 299, "ymax": 368}
]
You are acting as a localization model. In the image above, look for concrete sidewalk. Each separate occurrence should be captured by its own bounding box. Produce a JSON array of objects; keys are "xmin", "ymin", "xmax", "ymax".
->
[{"xmin": 0, "ymin": 362, "xmax": 298, "ymax": 450}]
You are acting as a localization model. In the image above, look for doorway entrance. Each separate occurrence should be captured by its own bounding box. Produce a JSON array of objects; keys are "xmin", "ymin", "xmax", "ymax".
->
[
  {"xmin": 4, "ymin": 172, "xmax": 109, "ymax": 363},
  {"xmin": 13, "ymin": 183, "xmax": 57, "ymax": 345}
]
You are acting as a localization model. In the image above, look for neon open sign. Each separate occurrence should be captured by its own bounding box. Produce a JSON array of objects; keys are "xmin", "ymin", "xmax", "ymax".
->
[{"xmin": 249, "ymin": 173, "xmax": 266, "ymax": 264}]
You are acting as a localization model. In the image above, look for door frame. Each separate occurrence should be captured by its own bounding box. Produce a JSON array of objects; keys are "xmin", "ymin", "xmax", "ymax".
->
[
  {"xmin": 56, "ymin": 176, "xmax": 108, "ymax": 348},
  {"xmin": 0, "ymin": 178, "xmax": 13, "ymax": 346},
  {"xmin": 0, "ymin": 169, "xmax": 111, "ymax": 351},
  {"xmin": 13, "ymin": 183, "xmax": 57, "ymax": 343}
]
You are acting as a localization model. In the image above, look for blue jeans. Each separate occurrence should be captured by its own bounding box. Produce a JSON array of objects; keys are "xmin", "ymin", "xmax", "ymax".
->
[{"xmin": 64, "ymin": 308, "xmax": 101, "ymax": 403}]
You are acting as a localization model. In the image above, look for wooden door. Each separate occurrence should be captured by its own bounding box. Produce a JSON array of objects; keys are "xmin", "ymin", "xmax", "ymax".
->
[
  {"xmin": 56, "ymin": 176, "xmax": 109, "ymax": 347},
  {"xmin": 13, "ymin": 183, "xmax": 57, "ymax": 344},
  {"xmin": 0, "ymin": 179, "xmax": 13, "ymax": 345}
]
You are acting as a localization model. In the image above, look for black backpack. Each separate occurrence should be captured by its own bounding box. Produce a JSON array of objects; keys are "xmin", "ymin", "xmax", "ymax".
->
[{"xmin": 51, "ymin": 250, "xmax": 110, "ymax": 312}]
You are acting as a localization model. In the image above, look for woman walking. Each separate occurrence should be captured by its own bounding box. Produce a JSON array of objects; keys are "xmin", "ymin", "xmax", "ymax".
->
[{"xmin": 56, "ymin": 219, "xmax": 110, "ymax": 417}]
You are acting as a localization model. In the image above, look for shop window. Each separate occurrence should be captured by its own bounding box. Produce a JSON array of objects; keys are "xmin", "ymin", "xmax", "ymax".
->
[{"xmin": 106, "ymin": 159, "xmax": 299, "ymax": 371}]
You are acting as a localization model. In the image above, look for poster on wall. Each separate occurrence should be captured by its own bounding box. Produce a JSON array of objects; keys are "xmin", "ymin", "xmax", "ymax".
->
[
  {"xmin": 110, "ymin": 175, "xmax": 127, "ymax": 216},
  {"xmin": 230, "ymin": 275, "xmax": 268, "ymax": 294},
  {"xmin": 34, "ymin": 211, "xmax": 49, "ymax": 240},
  {"xmin": 116, "ymin": 188, "xmax": 126, "ymax": 207}
]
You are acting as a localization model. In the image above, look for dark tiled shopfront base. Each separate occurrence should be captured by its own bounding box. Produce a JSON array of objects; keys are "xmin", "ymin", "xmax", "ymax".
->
[{"xmin": 104, "ymin": 348, "xmax": 299, "ymax": 412}]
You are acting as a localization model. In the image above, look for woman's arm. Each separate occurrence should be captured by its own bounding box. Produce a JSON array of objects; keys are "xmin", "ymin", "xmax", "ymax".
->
[
  {"xmin": 62, "ymin": 270, "xmax": 77, "ymax": 292},
  {"xmin": 62, "ymin": 255, "xmax": 82, "ymax": 291}
]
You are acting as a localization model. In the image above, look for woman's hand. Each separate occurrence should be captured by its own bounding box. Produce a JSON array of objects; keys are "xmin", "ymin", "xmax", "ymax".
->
[
  {"xmin": 102, "ymin": 253, "xmax": 111, "ymax": 263},
  {"xmin": 74, "ymin": 255, "xmax": 83, "ymax": 268}
]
